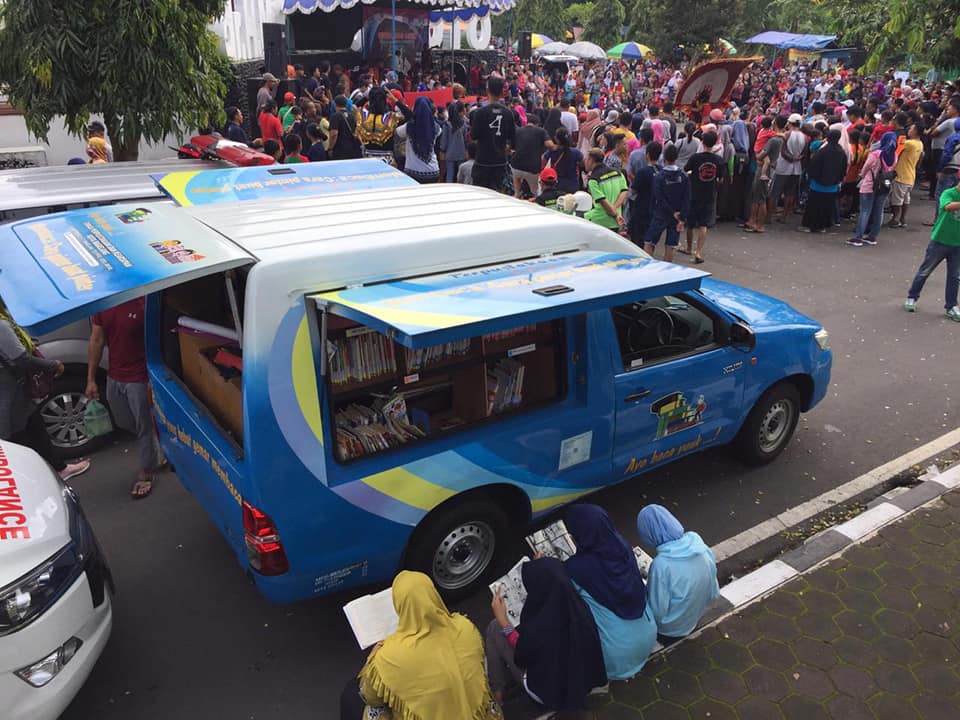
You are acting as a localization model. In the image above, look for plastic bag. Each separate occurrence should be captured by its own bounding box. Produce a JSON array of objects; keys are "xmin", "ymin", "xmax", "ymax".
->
[{"xmin": 83, "ymin": 399, "xmax": 113, "ymax": 438}]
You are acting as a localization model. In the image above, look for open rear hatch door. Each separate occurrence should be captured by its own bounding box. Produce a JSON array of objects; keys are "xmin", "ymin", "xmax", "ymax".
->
[
  {"xmin": 0, "ymin": 203, "xmax": 253, "ymax": 334},
  {"xmin": 310, "ymin": 251, "xmax": 709, "ymax": 348}
]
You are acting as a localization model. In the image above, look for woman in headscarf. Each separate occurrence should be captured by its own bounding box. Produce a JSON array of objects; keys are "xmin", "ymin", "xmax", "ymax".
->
[
  {"xmin": 801, "ymin": 128, "xmax": 848, "ymax": 233},
  {"xmin": 636, "ymin": 505, "xmax": 719, "ymax": 644},
  {"xmin": 486, "ymin": 557, "xmax": 606, "ymax": 711},
  {"xmin": 395, "ymin": 97, "xmax": 441, "ymax": 184},
  {"xmin": 543, "ymin": 107, "xmax": 563, "ymax": 142},
  {"xmin": 341, "ymin": 571, "xmax": 501, "ymax": 720},
  {"xmin": 0, "ymin": 300, "xmax": 90, "ymax": 480},
  {"xmin": 564, "ymin": 505, "xmax": 658, "ymax": 680},
  {"xmin": 86, "ymin": 136, "xmax": 109, "ymax": 164},
  {"xmin": 849, "ymin": 131, "xmax": 897, "ymax": 247},
  {"xmin": 579, "ymin": 109, "xmax": 602, "ymax": 154}
]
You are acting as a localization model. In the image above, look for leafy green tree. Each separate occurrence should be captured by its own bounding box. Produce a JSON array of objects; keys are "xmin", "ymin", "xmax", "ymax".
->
[
  {"xmin": 643, "ymin": 0, "xmax": 740, "ymax": 59},
  {"xmin": 584, "ymin": 0, "xmax": 625, "ymax": 48},
  {"xmin": 0, "ymin": 0, "xmax": 231, "ymax": 160},
  {"xmin": 625, "ymin": 0, "xmax": 655, "ymax": 43},
  {"xmin": 562, "ymin": 2, "xmax": 595, "ymax": 32},
  {"xmin": 536, "ymin": 0, "xmax": 569, "ymax": 42}
]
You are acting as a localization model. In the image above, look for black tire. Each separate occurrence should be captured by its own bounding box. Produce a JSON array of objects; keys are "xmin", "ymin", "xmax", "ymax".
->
[
  {"xmin": 731, "ymin": 382, "xmax": 801, "ymax": 466},
  {"xmin": 405, "ymin": 499, "xmax": 509, "ymax": 601},
  {"xmin": 35, "ymin": 367, "xmax": 111, "ymax": 459}
]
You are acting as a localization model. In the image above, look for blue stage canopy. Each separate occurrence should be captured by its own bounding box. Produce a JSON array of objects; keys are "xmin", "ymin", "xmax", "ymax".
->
[{"xmin": 744, "ymin": 31, "xmax": 837, "ymax": 51}]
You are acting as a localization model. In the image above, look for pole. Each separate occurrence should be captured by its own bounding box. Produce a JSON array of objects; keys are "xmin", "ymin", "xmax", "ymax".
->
[{"xmin": 391, "ymin": 0, "xmax": 397, "ymax": 72}]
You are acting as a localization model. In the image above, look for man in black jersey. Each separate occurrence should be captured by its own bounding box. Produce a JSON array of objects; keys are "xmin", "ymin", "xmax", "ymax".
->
[{"xmin": 470, "ymin": 76, "xmax": 516, "ymax": 192}]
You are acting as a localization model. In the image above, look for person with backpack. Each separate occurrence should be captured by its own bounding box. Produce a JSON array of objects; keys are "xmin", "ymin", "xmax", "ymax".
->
[{"xmin": 848, "ymin": 132, "xmax": 898, "ymax": 247}]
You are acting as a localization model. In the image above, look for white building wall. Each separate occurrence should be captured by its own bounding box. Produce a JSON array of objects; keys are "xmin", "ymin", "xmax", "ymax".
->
[{"xmin": 210, "ymin": 0, "xmax": 286, "ymax": 62}]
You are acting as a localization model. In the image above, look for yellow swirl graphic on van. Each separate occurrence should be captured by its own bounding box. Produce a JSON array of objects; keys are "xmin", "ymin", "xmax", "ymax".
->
[{"xmin": 292, "ymin": 316, "xmax": 323, "ymax": 444}]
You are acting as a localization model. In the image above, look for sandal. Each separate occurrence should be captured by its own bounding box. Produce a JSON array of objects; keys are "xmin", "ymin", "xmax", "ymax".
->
[
  {"xmin": 130, "ymin": 478, "xmax": 153, "ymax": 500},
  {"xmin": 676, "ymin": 247, "xmax": 692, "ymax": 255},
  {"xmin": 693, "ymin": 256, "xmax": 705, "ymax": 264}
]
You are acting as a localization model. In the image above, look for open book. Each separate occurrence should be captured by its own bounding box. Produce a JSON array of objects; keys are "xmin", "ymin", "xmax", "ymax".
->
[
  {"xmin": 526, "ymin": 520, "xmax": 577, "ymax": 561},
  {"xmin": 342, "ymin": 587, "xmax": 399, "ymax": 649},
  {"xmin": 633, "ymin": 546, "xmax": 654, "ymax": 578},
  {"xmin": 489, "ymin": 557, "xmax": 530, "ymax": 626}
]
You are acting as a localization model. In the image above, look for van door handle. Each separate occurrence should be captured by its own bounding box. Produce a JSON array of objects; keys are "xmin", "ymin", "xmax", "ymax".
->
[{"xmin": 624, "ymin": 390, "xmax": 652, "ymax": 402}]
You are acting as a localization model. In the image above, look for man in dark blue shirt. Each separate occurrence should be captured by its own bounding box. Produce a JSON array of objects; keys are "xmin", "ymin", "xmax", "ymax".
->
[{"xmin": 224, "ymin": 106, "xmax": 249, "ymax": 144}]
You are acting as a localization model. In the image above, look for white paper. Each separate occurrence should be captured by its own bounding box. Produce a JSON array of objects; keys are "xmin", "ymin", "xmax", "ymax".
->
[
  {"xmin": 559, "ymin": 431, "xmax": 592, "ymax": 471},
  {"xmin": 342, "ymin": 587, "xmax": 398, "ymax": 649},
  {"xmin": 526, "ymin": 520, "xmax": 578, "ymax": 561},
  {"xmin": 633, "ymin": 546, "xmax": 654, "ymax": 578},
  {"xmin": 489, "ymin": 557, "xmax": 530, "ymax": 626}
]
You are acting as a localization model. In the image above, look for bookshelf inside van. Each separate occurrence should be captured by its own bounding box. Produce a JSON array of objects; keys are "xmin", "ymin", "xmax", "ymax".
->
[{"xmin": 325, "ymin": 314, "xmax": 565, "ymax": 462}]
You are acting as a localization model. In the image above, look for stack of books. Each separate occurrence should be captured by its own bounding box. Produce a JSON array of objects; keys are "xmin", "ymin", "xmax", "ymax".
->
[
  {"xmin": 404, "ymin": 339, "xmax": 472, "ymax": 371},
  {"xmin": 329, "ymin": 327, "xmax": 398, "ymax": 386},
  {"xmin": 334, "ymin": 402, "xmax": 425, "ymax": 460},
  {"xmin": 486, "ymin": 358, "xmax": 525, "ymax": 415}
]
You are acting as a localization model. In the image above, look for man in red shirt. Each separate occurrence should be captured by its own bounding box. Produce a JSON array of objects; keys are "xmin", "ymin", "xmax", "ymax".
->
[
  {"xmin": 86, "ymin": 297, "xmax": 165, "ymax": 498},
  {"xmin": 258, "ymin": 99, "xmax": 284, "ymax": 144}
]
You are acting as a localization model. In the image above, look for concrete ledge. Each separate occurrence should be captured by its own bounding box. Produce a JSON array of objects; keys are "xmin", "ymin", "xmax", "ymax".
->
[
  {"xmin": 778, "ymin": 529, "xmax": 849, "ymax": 572},
  {"xmin": 719, "ymin": 559, "xmax": 797, "ymax": 607},
  {"xmin": 891, "ymin": 480, "xmax": 950, "ymax": 512},
  {"xmin": 833, "ymin": 501, "xmax": 903, "ymax": 540}
]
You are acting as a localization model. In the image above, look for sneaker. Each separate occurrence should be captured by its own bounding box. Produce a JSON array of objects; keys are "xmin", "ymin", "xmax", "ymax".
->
[
  {"xmin": 846, "ymin": 238, "xmax": 863, "ymax": 247},
  {"xmin": 947, "ymin": 306, "xmax": 960, "ymax": 322},
  {"xmin": 59, "ymin": 460, "xmax": 91, "ymax": 481},
  {"xmin": 862, "ymin": 237, "xmax": 878, "ymax": 246},
  {"xmin": 904, "ymin": 298, "xmax": 917, "ymax": 312}
]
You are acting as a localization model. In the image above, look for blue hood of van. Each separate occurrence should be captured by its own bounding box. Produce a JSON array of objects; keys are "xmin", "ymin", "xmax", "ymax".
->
[{"xmin": 699, "ymin": 278, "xmax": 821, "ymax": 330}]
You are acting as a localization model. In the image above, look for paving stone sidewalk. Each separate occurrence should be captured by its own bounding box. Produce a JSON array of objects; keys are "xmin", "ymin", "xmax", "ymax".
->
[{"xmin": 509, "ymin": 489, "xmax": 960, "ymax": 720}]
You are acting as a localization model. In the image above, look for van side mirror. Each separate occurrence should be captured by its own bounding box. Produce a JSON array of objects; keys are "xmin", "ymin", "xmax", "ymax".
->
[{"xmin": 729, "ymin": 320, "xmax": 756, "ymax": 351}]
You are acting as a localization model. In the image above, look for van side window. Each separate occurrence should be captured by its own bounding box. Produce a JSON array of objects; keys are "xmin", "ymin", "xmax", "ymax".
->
[
  {"xmin": 611, "ymin": 295, "xmax": 718, "ymax": 371},
  {"xmin": 323, "ymin": 314, "xmax": 566, "ymax": 462},
  {"xmin": 160, "ymin": 272, "xmax": 246, "ymax": 448}
]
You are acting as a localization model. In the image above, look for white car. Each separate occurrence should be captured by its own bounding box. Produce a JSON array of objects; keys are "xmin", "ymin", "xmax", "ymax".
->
[{"xmin": 0, "ymin": 440, "xmax": 112, "ymax": 720}]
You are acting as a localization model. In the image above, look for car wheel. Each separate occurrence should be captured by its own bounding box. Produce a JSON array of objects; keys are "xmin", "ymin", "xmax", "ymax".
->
[
  {"xmin": 406, "ymin": 499, "xmax": 509, "ymax": 600},
  {"xmin": 37, "ymin": 369, "xmax": 111, "ymax": 458},
  {"xmin": 732, "ymin": 382, "xmax": 801, "ymax": 466}
]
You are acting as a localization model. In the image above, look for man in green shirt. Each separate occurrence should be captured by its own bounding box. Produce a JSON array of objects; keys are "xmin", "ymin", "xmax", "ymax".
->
[
  {"xmin": 904, "ymin": 185, "xmax": 960, "ymax": 321},
  {"xmin": 584, "ymin": 149, "xmax": 628, "ymax": 231}
]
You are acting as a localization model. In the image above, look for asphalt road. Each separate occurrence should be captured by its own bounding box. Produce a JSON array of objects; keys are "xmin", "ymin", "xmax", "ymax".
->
[{"xmin": 61, "ymin": 196, "xmax": 958, "ymax": 720}]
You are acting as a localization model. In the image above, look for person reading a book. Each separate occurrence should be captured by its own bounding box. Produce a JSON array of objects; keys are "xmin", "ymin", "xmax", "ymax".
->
[
  {"xmin": 564, "ymin": 504, "xmax": 658, "ymax": 680},
  {"xmin": 340, "ymin": 571, "xmax": 501, "ymax": 720},
  {"xmin": 486, "ymin": 557, "xmax": 607, "ymax": 712},
  {"xmin": 636, "ymin": 504, "xmax": 719, "ymax": 643}
]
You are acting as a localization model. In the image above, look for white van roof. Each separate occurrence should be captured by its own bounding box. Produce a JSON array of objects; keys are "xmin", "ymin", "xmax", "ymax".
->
[{"xmin": 0, "ymin": 158, "xmax": 229, "ymax": 212}]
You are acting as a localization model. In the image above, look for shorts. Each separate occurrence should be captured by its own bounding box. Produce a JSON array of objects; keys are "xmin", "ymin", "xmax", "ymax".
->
[
  {"xmin": 511, "ymin": 168, "xmax": 541, "ymax": 195},
  {"xmin": 770, "ymin": 173, "xmax": 800, "ymax": 203},
  {"xmin": 889, "ymin": 180, "xmax": 912, "ymax": 206},
  {"xmin": 688, "ymin": 202, "xmax": 716, "ymax": 229},
  {"xmin": 644, "ymin": 219, "xmax": 680, "ymax": 248},
  {"xmin": 750, "ymin": 176, "xmax": 770, "ymax": 204},
  {"xmin": 471, "ymin": 164, "xmax": 509, "ymax": 193}
]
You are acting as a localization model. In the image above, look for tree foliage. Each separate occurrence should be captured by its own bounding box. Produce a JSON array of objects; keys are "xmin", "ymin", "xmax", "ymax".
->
[
  {"xmin": 562, "ymin": 2, "xmax": 594, "ymax": 31},
  {"xmin": 642, "ymin": 0, "xmax": 740, "ymax": 59},
  {"xmin": 0, "ymin": 0, "xmax": 231, "ymax": 160},
  {"xmin": 583, "ymin": 0, "xmax": 625, "ymax": 48}
]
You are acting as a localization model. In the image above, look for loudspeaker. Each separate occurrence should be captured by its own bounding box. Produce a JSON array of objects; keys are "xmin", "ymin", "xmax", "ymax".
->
[
  {"xmin": 262, "ymin": 23, "xmax": 288, "ymax": 77},
  {"xmin": 518, "ymin": 31, "xmax": 532, "ymax": 59}
]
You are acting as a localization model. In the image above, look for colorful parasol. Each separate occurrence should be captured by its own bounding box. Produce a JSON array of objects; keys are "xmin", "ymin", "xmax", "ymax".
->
[
  {"xmin": 566, "ymin": 41, "xmax": 607, "ymax": 60},
  {"xmin": 530, "ymin": 33, "xmax": 553, "ymax": 49},
  {"xmin": 717, "ymin": 38, "xmax": 737, "ymax": 55},
  {"xmin": 674, "ymin": 57, "xmax": 761, "ymax": 110},
  {"xmin": 606, "ymin": 42, "xmax": 654, "ymax": 60}
]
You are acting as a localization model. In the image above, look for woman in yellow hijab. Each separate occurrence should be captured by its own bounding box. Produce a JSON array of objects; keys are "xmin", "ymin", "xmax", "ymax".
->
[
  {"xmin": 341, "ymin": 571, "xmax": 501, "ymax": 720},
  {"xmin": 86, "ymin": 136, "xmax": 109, "ymax": 164}
]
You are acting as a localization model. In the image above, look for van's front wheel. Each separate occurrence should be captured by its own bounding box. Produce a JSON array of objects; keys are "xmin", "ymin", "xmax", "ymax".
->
[
  {"xmin": 406, "ymin": 500, "xmax": 508, "ymax": 600},
  {"xmin": 732, "ymin": 382, "xmax": 801, "ymax": 466}
]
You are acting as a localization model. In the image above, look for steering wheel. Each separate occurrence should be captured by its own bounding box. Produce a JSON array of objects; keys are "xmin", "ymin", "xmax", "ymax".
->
[{"xmin": 633, "ymin": 307, "xmax": 675, "ymax": 348}]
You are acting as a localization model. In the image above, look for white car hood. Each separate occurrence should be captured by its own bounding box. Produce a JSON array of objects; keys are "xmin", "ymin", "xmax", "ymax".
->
[{"xmin": 0, "ymin": 441, "xmax": 70, "ymax": 586}]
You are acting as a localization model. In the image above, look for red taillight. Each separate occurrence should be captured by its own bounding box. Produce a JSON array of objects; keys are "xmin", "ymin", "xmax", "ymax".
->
[{"xmin": 242, "ymin": 500, "xmax": 289, "ymax": 575}]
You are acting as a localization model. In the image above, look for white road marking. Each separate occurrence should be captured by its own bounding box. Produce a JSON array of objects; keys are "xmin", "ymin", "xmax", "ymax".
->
[
  {"xmin": 712, "ymin": 426, "xmax": 960, "ymax": 562},
  {"xmin": 833, "ymin": 502, "xmax": 903, "ymax": 540},
  {"xmin": 719, "ymin": 560, "xmax": 797, "ymax": 606}
]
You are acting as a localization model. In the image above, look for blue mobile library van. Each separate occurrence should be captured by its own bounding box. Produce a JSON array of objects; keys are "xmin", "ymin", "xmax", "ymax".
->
[{"xmin": 0, "ymin": 162, "xmax": 832, "ymax": 602}]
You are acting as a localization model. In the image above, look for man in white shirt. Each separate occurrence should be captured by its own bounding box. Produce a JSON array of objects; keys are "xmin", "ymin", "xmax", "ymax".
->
[
  {"xmin": 559, "ymin": 97, "xmax": 579, "ymax": 143},
  {"xmin": 86, "ymin": 121, "xmax": 114, "ymax": 162},
  {"xmin": 769, "ymin": 114, "xmax": 807, "ymax": 222}
]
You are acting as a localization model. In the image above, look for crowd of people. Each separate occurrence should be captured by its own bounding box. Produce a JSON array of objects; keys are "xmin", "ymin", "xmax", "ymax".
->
[
  {"xmin": 340, "ymin": 503, "xmax": 718, "ymax": 719},
  {"xmin": 236, "ymin": 56, "xmax": 959, "ymax": 280}
]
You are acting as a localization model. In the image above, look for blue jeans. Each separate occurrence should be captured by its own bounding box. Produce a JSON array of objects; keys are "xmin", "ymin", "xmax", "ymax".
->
[
  {"xmin": 907, "ymin": 240, "xmax": 960, "ymax": 309},
  {"xmin": 854, "ymin": 192, "xmax": 887, "ymax": 241},
  {"xmin": 446, "ymin": 159, "xmax": 462, "ymax": 183},
  {"xmin": 933, "ymin": 171, "xmax": 959, "ymax": 219},
  {"xmin": 644, "ymin": 218, "xmax": 680, "ymax": 248}
]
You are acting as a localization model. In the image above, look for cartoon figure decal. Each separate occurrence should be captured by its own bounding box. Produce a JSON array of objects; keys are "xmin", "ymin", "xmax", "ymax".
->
[
  {"xmin": 117, "ymin": 207, "xmax": 153, "ymax": 224},
  {"xmin": 650, "ymin": 392, "xmax": 706, "ymax": 440},
  {"xmin": 149, "ymin": 240, "xmax": 207, "ymax": 264}
]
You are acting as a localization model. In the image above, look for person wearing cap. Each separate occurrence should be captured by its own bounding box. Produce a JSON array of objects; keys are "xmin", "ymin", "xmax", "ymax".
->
[
  {"xmin": 257, "ymin": 72, "xmax": 279, "ymax": 115},
  {"xmin": 86, "ymin": 120, "xmax": 113, "ymax": 162},
  {"xmin": 535, "ymin": 167, "xmax": 563, "ymax": 210},
  {"xmin": 279, "ymin": 91, "xmax": 297, "ymax": 131}
]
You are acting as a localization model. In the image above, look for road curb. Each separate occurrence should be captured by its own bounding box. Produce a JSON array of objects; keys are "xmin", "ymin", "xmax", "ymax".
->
[{"xmin": 683, "ymin": 461, "xmax": 960, "ymax": 641}]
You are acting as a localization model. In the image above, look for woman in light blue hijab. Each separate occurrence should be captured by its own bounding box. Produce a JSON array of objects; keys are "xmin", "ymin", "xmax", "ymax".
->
[{"xmin": 636, "ymin": 505, "xmax": 719, "ymax": 642}]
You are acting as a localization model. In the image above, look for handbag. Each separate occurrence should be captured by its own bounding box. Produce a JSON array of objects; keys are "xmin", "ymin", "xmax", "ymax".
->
[
  {"xmin": 873, "ymin": 161, "xmax": 896, "ymax": 195},
  {"xmin": 0, "ymin": 347, "xmax": 57, "ymax": 399}
]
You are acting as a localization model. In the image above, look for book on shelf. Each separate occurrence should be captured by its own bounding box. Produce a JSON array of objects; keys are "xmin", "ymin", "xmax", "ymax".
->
[
  {"xmin": 526, "ymin": 520, "xmax": 577, "ymax": 561},
  {"xmin": 486, "ymin": 358, "xmax": 524, "ymax": 415},
  {"xmin": 405, "ymin": 339, "xmax": 472, "ymax": 371},
  {"xmin": 334, "ymin": 394, "xmax": 426, "ymax": 460},
  {"xmin": 342, "ymin": 587, "xmax": 398, "ymax": 649},
  {"xmin": 489, "ymin": 557, "xmax": 530, "ymax": 626},
  {"xmin": 328, "ymin": 330, "xmax": 397, "ymax": 386},
  {"xmin": 483, "ymin": 325, "xmax": 537, "ymax": 343}
]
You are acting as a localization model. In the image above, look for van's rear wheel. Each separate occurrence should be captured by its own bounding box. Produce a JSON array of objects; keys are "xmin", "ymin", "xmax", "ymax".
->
[
  {"xmin": 406, "ymin": 499, "xmax": 508, "ymax": 600},
  {"xmin": 732, "ymin": 382, "xmax": 801, "ymax": 466}
]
